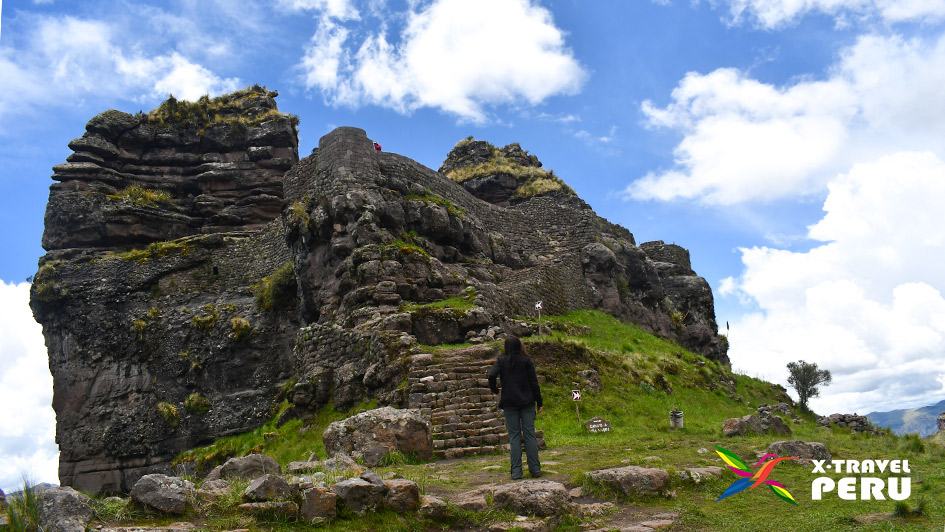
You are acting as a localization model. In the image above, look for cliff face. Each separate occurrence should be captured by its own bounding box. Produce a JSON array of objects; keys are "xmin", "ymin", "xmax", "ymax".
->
[{"xmin": 31, "ymin": 93, "xmax": 726, "ymax": 494}]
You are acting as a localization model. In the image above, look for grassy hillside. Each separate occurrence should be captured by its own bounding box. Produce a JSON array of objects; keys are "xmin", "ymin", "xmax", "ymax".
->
[{"xmin": 10, "ymin": 310, "xmax": 943, "ymax": 531}]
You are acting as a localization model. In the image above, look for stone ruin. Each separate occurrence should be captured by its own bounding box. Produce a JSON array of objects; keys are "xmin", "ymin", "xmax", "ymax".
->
[{"xmin": 31, "ymin": 89, "xmax": 729, "ymax": 492}]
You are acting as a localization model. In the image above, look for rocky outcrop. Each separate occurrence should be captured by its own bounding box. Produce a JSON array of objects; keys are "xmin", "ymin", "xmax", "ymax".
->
[
  {"xmin": 322, "ymin": 407, "xmax": 433, "ymax": 466},
  {"xmin": 33, "ymin": 98, "xmax": 728, "ymax": 493},
  {"xmin": 938, "ymin": 412, "xmax": 945, "ymax": 433}
]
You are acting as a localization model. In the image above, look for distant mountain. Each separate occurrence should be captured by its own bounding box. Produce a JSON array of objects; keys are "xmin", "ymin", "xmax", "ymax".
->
[
  {"xmin": 866, "ymin": 398, "xmax": 945, "ymax": 437},
  {"xmin": 4, "ymin": 482, "xmax": 58, "ymax": 498}
]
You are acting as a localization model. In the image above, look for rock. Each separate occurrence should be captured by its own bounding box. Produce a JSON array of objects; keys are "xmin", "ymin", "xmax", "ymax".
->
[
  {"xmin": 722, "ymin": 413, "xmax": 791, "ymax": 437},
  {"xmin": 0, "ymin": 488, "xmax": 5, "ymax": 510},
  {"xmin": 237, "ymin": 501, "xmax": 299, "ymax": 516},
  {"xmin": 287, "ymin": 461, "xmax": 320, "ymax": 474},
  {"xmin": 454, "ymin": 495, "xmax": 488, "ymax": 512},
  {"xmin": 322, "ymin": 453, "xmax": 362, "ymax": 473},
  {"xmin": 568, "ymin": 487, "xmax": 582, "ymax": 499},
  {"xmin": 817, "ymin": 413, "xmax": 873, "ymax": 433},
  {"xmin": 577, "ymin": 369, "xmax": 602, "ymax": 392},
  {"xmin": 322, "ymin": 407, "xmax": 432, "ymax": 466},
  {"xmin": 585, "ymin": 466, "xmax": 670, "ymax": 497},
  {"xmin": 768, "ymin": 440, "xmax": 832, "ymax": 464},
  {"xmin": 300, "ymin": 487, "xmax": 337, "ymax": 522},
  {"xmin": 418, "ymin": 495, "xmax": 449, "ymax": 519},
  {"xmin": 575, "ymin": 502, "xmax": 616, "ymax": 517},
  {"xmin": 130, "ymin": 475, "xmax": 194, "ymax": 515},
  {"xmin": 384, "ymin": 479, "xmax": 421, "ymax": 513},
  {"xmin": 492, "ymin": 480, "xmax": 569, "ymax": 517},
  {"xmin": 244, "ymin": 474, "xmax": 294, "ymax": 502},
  {"xmin": 196, "ymin": 479, "xmax": 231, "ymax": 500},
  {"xmin": 639, "ymin": 519, "xmax": 676, "ymax": 529},
  {"xmin": 677, "ymin": 467, "xmax": 724, "ymax": 483},
  {"xmin": 489, "ymin": 521, "xmax": 549, "ymax": 532},
  {"xmin": 219, "ymin": 455, "xmax": 282, "ymax": 480},
  {"xmin": 38, "ymin": 487, "xmax": 93, "ymax": 532},
  {"xmin": 332, "ymin": 478, "xmax": 388, "ymax": 513}
]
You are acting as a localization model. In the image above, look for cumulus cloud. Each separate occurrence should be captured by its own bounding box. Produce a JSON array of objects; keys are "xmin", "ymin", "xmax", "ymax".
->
[
  {"xmin": 0, "ymin": 14, "xmax": 240, "ymax": 120},
  {"xmin": 626, "ymin": 31, "xmax": 945, "ymax": 205},
  {"xmin": 0, "ymin": 281, "xmax": 58, "ymax": 493},
  {"xmin": 721, "ymin": 0, "xmax": 945, "ymax": 28},
  {"xmin": 723, "ymin": 152, "xmax": 945, "ymax": 414},
  {"xmin": 298, "ymin": 0, "xmax": 586, "ymax": 122}
]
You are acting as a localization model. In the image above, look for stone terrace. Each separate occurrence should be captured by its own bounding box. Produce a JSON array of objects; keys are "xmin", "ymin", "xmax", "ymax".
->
[{"xmin": 407, "ymin": 345, "xmax": 545, "ymax": 459}]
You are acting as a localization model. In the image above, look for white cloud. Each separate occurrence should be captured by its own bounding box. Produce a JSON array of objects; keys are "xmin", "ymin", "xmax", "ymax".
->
[
  {"xmin": 299, "ymin": 0, "xmax": 586, "ymax": 122},
  {"xmin": 277, "ymin": 0, "xmax": 359, "ymax": 20},
  {"xmin": 0, "ymin": 281, "xmax": 58, "ymax": 493},
  {"xmin": 723, "ymin": 152, "xmax": 945, "ymax": 415},
  {"xmin": 720, "ymin": 0, "xmax": 945, "ymax": 28},
  {"xmin": 0, "ymin": 14, "xmax": 241, "ymax": 120},
  {"xmin": 627, "ymin": 31, "xmax": 945, "ymax": 205}
]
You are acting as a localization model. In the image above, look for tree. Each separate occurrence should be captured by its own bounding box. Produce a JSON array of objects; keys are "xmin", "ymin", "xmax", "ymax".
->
[{"xmin": 786, "ymin": 360, "xmax": 832, "ymax": 411}]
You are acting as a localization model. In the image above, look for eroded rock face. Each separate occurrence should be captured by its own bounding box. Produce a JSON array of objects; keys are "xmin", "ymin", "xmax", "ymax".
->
[
  {"xmin": 43, "ymin": 88, "xmax": 298, "ymax": 251},
  {"xmin": 323, "ymin": 407, "xmax": 432, "ymax": 466},
  {"xmin": 35, "ymin": 114, "xmax": 728, "ymax": 494}
]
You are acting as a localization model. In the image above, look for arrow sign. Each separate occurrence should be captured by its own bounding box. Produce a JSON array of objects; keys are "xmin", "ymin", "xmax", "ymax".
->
[
  {"xmin": 535, "ymin": 301, "xmax": 542, "ymax": 311},
  {"xmin": 571, "ymin": 390, "xmax": 582, "ymax": 401}
]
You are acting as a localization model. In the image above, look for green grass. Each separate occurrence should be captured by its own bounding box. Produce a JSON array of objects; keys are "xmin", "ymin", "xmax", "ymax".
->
[
  {"xmin": 4, "ymin": 478, "xmax": 40, "ymax": 532},
  {"xmin": 106, "ymin": 185, "xmax": 174, "ymax": 208},
  {"xmin": 253, "ymin": 262, "xmax": 298, "ymax": 311}
]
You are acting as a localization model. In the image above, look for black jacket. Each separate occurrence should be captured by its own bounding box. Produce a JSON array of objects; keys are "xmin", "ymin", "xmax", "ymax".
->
[{"xmin": 488, "ymin": 354, "xmax": 542, "ymax": 410}]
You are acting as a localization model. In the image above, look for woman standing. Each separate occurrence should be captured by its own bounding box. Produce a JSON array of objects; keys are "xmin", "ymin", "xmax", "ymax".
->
[{"xmin": 488, "ymin": 336, "xmax": 543, "ymax": 480}]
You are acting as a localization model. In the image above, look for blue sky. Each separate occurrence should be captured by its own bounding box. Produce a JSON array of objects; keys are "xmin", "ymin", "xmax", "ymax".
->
[{"xmin": 2, "ymin": 0, "xmax": 945, "ymax": 491}]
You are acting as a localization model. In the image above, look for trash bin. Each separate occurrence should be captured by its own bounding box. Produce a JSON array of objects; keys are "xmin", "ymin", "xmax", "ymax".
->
[{"xmin": 670, "ymin": 409, "xmax": 684, "ymax": 429}]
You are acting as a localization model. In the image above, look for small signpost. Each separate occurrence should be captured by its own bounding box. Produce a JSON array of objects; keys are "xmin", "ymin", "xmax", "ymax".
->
[
  {"xmin": 584, "ymin": 416, "xmax": 611, "ymax": 433},
  {"xmin": 535, "ymin": 300, "xmax": 543, "ymax": 336},
  {"xmin": 571, "ymin": 389, "xmax": 582, "ymax": 425}
]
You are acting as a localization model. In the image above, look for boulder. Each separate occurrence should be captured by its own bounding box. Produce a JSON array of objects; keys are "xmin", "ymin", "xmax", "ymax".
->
[
  {"xmin": 768, "ymin": 440, "xmax": 832, "ymax": 464},
  {"xmin": 300, "ymin": 487, "xmax": 337, "ymax": 522},
  {"xmin": 577, "ymin": 369, "xmax": 602, "ymax": 393},
  {"xmin": 244, "ymin": 474, "xmax": 294, "ymax": 502},
  {"xmin": 492, "ymin": 480, "xmax": 569, "ymax": 517},
  {"xmin": 130, "ymin": 475, "xmax": 194, "ymax": 515},
  {"xmin": 332, "ymin": 477, "xmax": 388, "ymax": 513},
  {"xmin": 38, "ymin": 487, "xmax": 93, "ymax": 532},
  {"xmin": 384, "ymin": 479, "xmax": 421, "ymax": 513},
  {"xmin": 322, "ymin": 407, "xmax": 432, "ymax": 466},
  {"xmin": 217, "ymin": 454, "xmax": 282, "ymax": 480},
  {"xmin": 418, "ymin": 495, "xmax": 449, "ymax": 519},
  {"xmin": 585, "ymin": 466, "xmax": 670, "ymax": 497},
  {"xmin": 0, "ymin": 488, "xmax": 5, "ymax": 510}
]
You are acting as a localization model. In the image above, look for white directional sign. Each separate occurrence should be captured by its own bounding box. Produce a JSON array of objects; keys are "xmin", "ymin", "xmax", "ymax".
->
[
  {"xmin": 571, "ymin": 390, "xmax": 582, "ymax": 401},
  {"xmin": 535, "ymin": 301, "xmax": 542, "ymax": 311}
]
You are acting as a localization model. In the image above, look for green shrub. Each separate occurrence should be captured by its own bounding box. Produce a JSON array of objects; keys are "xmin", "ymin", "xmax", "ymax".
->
[
  {"xmin": 157, "ymin": 402, "xmax": 179, "ymax": 427},
  {"xmin": 107, "ymin": 185, "xmax": 174, "ymax": 208},
  {"xmin": 184, "ymin": 393, "xmax": 211, "ymax": 416},
  {"xmin": 253, "ymin": 262, "xmax": 297, "ymax": 311},
  {"xmin": 147, "ymin": 85, "xmax": 298, "ymax": 133},
  {"xmin": 230, "ymin": 317, "xmax": 252, "ymax": 341}
]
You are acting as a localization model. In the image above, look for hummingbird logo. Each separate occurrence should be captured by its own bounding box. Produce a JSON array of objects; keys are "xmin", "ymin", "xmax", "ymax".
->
[{"xmin": 715, "ymin": 445, "xmax": 799, "ymax": 505}]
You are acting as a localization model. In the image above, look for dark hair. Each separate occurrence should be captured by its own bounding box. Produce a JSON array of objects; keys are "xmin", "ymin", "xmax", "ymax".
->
[{"xmin": 504, "ymin": 336, "xmax": 525, "ymax": 368}]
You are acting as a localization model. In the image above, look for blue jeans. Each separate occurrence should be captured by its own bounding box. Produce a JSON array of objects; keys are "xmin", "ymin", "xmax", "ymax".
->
[{"xmin": 503, "ymin": 405, "xmax": 541, "ymax": 479}]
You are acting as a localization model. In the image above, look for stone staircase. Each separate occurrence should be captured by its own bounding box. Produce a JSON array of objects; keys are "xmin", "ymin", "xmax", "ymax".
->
[{"xmin": 407, "ymin": 345, "xmax": 545, "ymax": 459}]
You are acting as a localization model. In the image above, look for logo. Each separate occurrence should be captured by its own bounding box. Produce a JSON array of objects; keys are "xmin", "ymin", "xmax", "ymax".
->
[{"xmin": 715, "ymin": 445, "xmax": 798, "ymax": 505}]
